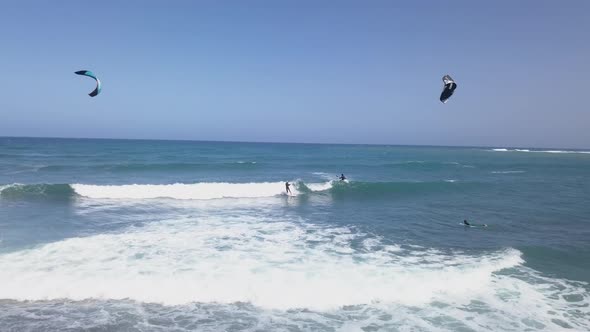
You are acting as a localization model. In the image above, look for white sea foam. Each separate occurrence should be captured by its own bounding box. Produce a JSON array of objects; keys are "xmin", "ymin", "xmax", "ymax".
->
[
  {"xmin": 541, "ymin": 150, "xmax": 590, "ymax": 154},
  {"xmin": 491, "ymin": 170, "xmax": 526, "ymax": 174},
  {"xmin": 0, "ymin": 215, "xmax": 522, "ymax": 310},
  {"xmin": 490, "ymin": 148, "xmax": 590, "ymax": 154},
  {"xmin": 71, "ymin": 182, "xmax": 331, "ymax": 200},
  {"xmin": 306, "ymin": 181, "xmax": 334, "ymax": 192},
  {"xmin": 0, "ymin": 214, "xmax": 587, "ymax": 330}
]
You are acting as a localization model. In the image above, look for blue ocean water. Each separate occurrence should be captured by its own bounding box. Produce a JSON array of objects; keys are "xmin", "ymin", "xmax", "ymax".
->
[{"xmin": 0, "ymin": 137, "xmax": 589, "ymax": 331}]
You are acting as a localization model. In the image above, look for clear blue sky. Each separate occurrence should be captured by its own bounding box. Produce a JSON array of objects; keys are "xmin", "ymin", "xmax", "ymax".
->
[{"xmin": 1, "ymin": 0, "xmax": 589, "ymax": 148}]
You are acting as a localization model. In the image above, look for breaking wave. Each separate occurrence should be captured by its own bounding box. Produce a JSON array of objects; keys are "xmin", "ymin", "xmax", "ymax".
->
[
  {"xmin": 491, "ymin": 148, "xmax": 590, "ymax": 154},
  {"xmin": 0, "ymin": 215, "xmax": 587, "ymax": 330},
  {"xmin": 0, "ymin": 183, "xmax": 75, "ymax": 200},
  {"xmin": 0, "ymin": 180, "xmax": 471, "ymax": 201}
]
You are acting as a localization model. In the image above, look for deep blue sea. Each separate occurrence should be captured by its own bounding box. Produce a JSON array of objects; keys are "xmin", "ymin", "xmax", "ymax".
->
[{"xmin": 1, "ymin": 137, "xmax": 589, "ymax": 331}]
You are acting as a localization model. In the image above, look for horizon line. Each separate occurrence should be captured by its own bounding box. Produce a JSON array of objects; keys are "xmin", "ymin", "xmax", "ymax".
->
[{"xmin": 1, "ymin": 135, "xmax": 588, "ymax": 152}]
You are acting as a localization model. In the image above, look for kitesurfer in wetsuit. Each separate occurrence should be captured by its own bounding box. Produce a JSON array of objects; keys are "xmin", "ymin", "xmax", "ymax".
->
[
  {"xmin": 285, "ymin": 182, "xmax": 292, "ymax": 195},
  {"xmin": 463, "ymin": 220, "xmax": 471, "ymax": 226},
  {"xmin": 339, "ymin": 174, "xmax": 346, "ymax": 181}
]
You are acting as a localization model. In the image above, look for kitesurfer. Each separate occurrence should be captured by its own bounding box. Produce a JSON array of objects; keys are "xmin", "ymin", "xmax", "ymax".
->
[
  {"xmin": 463, "ymin": 220, "xmax": 471, "ymax": 226},
  {"xmin": 285, "ymin": 182, "xmax": 292, "ymax": 195},
  {"xmin": 339, "ymin": 174, "xmax": 346, "ymax": 181}
]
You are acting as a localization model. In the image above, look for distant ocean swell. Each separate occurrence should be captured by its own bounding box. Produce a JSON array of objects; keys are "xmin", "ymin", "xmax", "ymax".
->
[
  {"xmin": 34, "ymin": 161, "xmax": 260, "ymax": 173},
  {"xmin": 380, "ymin": 160, "xmax": 475, "ymax": 170},
  {"xmin": 301, "ymin": 161, "xmax": 475, "ymax": 171},
  {"xmin": 9, "ymin": 160, "xmax": 482, "ymax": 174},
  {"xmin": 0, "ymin": 180, "xmax": 472, "ymax": 200}
]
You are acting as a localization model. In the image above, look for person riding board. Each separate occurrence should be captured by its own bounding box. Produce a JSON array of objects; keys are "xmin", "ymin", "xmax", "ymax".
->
[
  {"xmin": 339, "ymin": 174, "xmax": 346, "ymax": 181},
  {"xmin": 285, "ymin": 182, "xmax": 292, "ymax": 195}
]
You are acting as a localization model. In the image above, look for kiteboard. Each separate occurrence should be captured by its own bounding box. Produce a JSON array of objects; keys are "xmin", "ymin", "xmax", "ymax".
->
[{"xmin": 460, "ymin": 223, "xmax": 487, "ymax": 228}]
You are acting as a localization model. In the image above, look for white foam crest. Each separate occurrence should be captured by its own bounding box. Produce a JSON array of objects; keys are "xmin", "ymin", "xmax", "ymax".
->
[
  {"xmin": 491, "ymin": 170, "xmax": 526, "ymax": 174},
  {"xmin": 305, "ymin": 181, "xmax": 334, "ymax": 192},
  {"xmin": 72, "ymin": 182, "xmax": 297, "ymax": 200},
  {"xmin": 0, "ymin": 214, "xmax": 524, "ymax": 311},
  {"xmin": 0, "ymin": 183, "xmax": 24, "ymax": 193},
  {"xmin": 490, "ymin": 148, "xmax": 590, "ymax": 154},
  {"xmin": 540, "ymin": 150, "xmax": 590, "ymax": 154}
]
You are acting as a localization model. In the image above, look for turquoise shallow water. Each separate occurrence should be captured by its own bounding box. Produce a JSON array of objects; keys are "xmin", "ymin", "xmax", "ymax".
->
[{"xmin": 0, "ymin": 137, "xmax": 589, "ymax": 331}]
